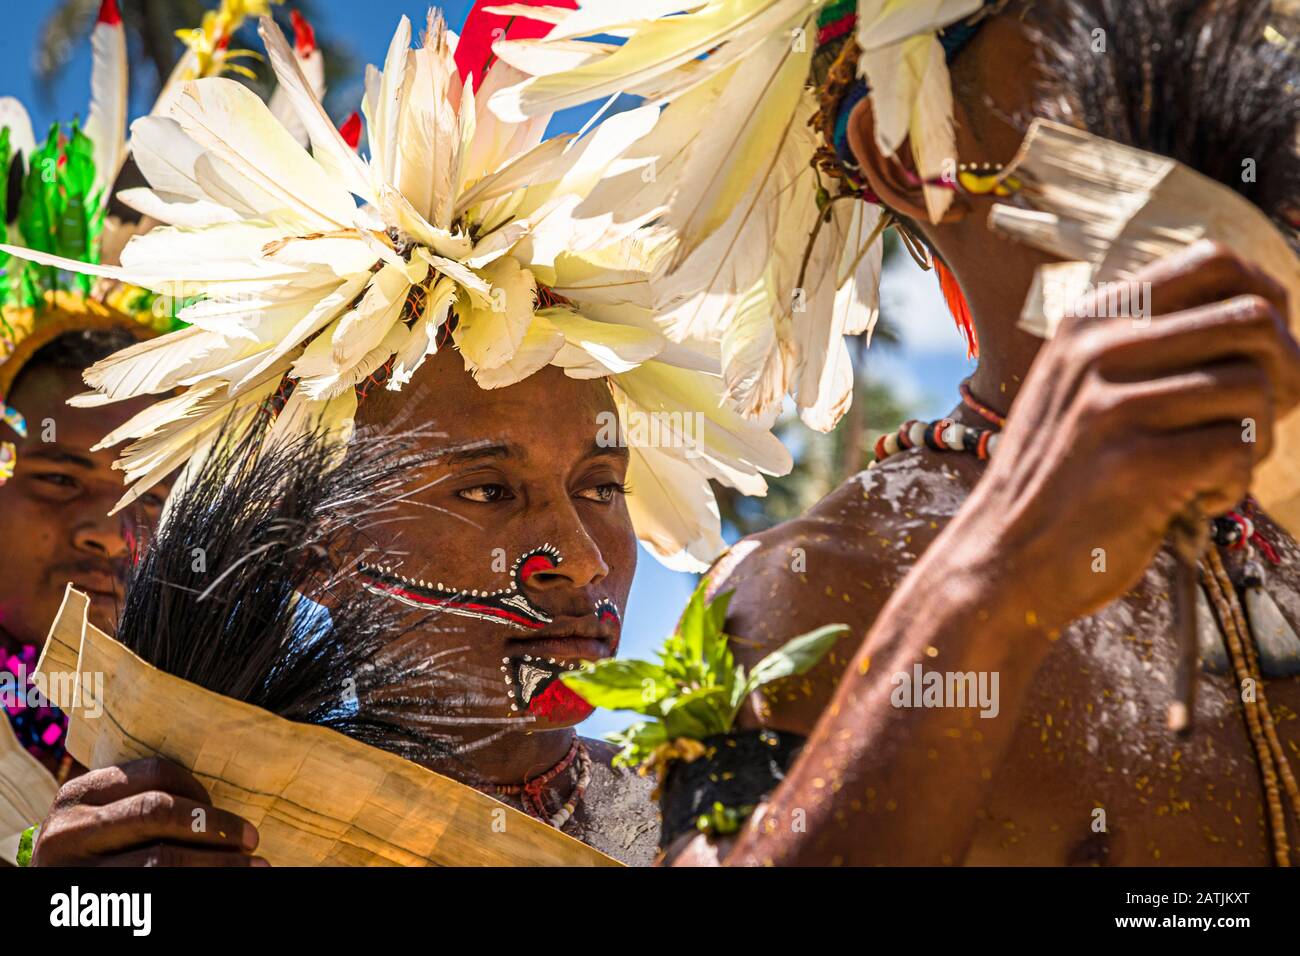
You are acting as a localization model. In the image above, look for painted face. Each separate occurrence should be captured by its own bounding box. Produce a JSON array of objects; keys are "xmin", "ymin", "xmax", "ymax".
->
[
  {"xmin": 0, "ymin": 365, "xmax": 167, "ymax": 647},
  {"xmin": 352, "ymin": 349, "xmax": 637, "ymax": 739},
  {"xmin": 359, "ymin": 546, "xmax": 624, "ymax": 722}
]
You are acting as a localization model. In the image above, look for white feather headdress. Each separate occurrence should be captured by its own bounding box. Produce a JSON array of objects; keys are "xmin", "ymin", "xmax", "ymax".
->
[
  {"xmin": 0, "ymin": 12, "xmax": 791, "ymax": 573},
  {"xmin": 485, "ymin": 0, "xmax": 984, "ymax": 430}
]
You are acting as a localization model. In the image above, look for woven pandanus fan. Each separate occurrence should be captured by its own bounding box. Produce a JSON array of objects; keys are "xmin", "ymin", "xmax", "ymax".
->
[
  {"xmin": 990, "ymin": 119, "xmax": 1300, "ymax": 535},
  {"xmin": 34, "ymin": 589, "xmax": 619, "ymax": 867}
]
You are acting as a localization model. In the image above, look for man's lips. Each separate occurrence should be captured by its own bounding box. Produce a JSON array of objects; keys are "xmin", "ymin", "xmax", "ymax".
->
[
  {"xmin": 56, "ymin": 563, "xmax": 125, "ymax": 600},
  {"xmin": 509, "ymin": 636, "xmax": 612, "ymax": 663},
  {"xmin": 523, "ymin": 613, "xmax": 618, "ymax": 642},
  {"xmin": 508, "ymin": 613, "xmax": 619, "ymax": 660}
]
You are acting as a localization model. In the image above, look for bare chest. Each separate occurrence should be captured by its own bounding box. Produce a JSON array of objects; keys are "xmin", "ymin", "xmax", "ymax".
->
[{"xmin": 969, "ymin": 548, "xmax": 1300, "ymax": 866}]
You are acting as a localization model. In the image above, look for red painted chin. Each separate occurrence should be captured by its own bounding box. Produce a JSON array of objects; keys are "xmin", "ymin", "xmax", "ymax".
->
[{"xmin": 527, "ymin": 680, "xmax": 593, "ymax": 723}]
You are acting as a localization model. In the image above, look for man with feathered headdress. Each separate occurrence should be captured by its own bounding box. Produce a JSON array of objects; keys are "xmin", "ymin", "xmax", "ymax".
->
[
  {"xmin": 0, "ymin": 0, "xmax": 176, "ymax": 863},
  {"xmin": 11, "ymin": 4, "xmax": 793, "ymax": 866},
  {"xmin": 0, "ymin": 0, "xmax": 343, "ymax": 864}
]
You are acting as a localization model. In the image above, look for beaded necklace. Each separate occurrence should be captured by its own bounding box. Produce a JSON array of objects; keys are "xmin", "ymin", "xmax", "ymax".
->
[
  {"xmin": 493, "ymin": 739, "xmax": 591, "ymax": 831},
  {"xmin": 871, "ymin": 380, "xmax": 1004, "ymax": 464},
  {"xmin": 3, "ymin": 642, "xmax": 71, "ymax": 775}
]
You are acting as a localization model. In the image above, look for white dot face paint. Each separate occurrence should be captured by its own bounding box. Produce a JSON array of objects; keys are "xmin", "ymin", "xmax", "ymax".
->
[
  {"xmin": 357, "ymin": 544, "xmax": 564, "ymax": 631},
  {"xmin": 359, "ymin": 545, "xmax": 623, "ymax": 724}
]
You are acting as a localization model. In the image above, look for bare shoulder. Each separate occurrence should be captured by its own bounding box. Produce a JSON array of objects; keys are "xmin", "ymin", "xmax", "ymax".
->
[{"xmin": 709, "ymin": 451, "xmax": 978, "ymax": 734}]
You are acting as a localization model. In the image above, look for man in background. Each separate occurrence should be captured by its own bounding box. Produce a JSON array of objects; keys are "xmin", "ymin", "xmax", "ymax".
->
[{"xmin": 0, "ymin": 318, "xmax": 169, "ymax": 861}]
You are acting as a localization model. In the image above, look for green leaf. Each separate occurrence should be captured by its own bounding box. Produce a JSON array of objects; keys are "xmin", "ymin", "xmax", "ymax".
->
[
  {"xmin": 604, "ymin": 720, "xmax": 668, "ymax": 769},
  {"xmin": 20, "ymin": 125, "xmax": 61, "ymax": 252},
  {"xmin": 13, "ymin": 121, "xmax": 102, "ymax": 304},
  {"xmin": 676, "ymin": 583, "xmax": 709, "ymax": 667},
  {"xmin": 728, "ymin": 660, "xmax": 748, "ymax": 712},
  {"xmin": 706, "ymin": 588, "xmax": 732, "ymax": 636},
  {"xmin": 0, "ymin": 127, "xmax": 10, "ymax": 308},
  {"xmin": 60, "ymin": 123, "xmax": 96, "ymax": 196},
  {"xmin": 661, "ymin": 685, "xmax": 732, "ymax": 741},
  {"xmin": 0, "ymin": 126, "xmax": 10, "ymax": 224},
  {"xmin": 703, "ymin": 588, "xmax": 733, "ymax": 676},
  {"xmin": 16, "ymin": 823, "xmax": 36, "ymax": 867},
  {"xmin": 696, "ymin": 801, "xmax": 755, "ymax": 836},
  {"xmin": 582, "ymin": 581, "xmax": 764, "ymax": 770},
  {"xmin": 739, "ymin": 623, "xmax": 849, "ymax": 702},
  {"xmin": 54, "ymin": 124, "xmax": 102, "ymax": 277},
  {"xmin": 560, "ymin": 659, "xmax": 674, "ymax": 715},
  {"xmin": 658, "ymin": 580, "xmax": 733, "ymax": 689}
]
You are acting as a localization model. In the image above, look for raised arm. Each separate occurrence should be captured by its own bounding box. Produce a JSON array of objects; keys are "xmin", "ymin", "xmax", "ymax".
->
[{"xmin": 721, "ymin": 243, "xmax": 1300, "ymax": 865}]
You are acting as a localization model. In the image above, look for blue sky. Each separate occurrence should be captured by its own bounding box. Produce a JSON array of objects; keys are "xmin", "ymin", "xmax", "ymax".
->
[{"xmin": 3, "ymin": 0, "xmax": 975, "ymax": 738}]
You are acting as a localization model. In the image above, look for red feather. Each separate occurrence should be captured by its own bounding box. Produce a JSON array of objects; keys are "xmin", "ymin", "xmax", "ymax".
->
[
  {"xmin": 290, "ymin": 10, "xmax": 317, "ymax": 57},
  {"xmin": 936, "ymin": 259, "xmax": 978, "ymax": 359},
  {"xmin": 338, "ymin": 112, "xmax": 362, "ymax": 150},
  {"xmin": 453, "ymin": 0, "xmax": 576, "ymax": 91},
  {"xmin": 97, "ymin": 0, "xmax": 121, "ymax": 26}
]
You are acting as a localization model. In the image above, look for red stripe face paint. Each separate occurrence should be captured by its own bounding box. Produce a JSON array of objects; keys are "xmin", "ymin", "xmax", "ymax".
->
[
  {"xmin": 358, "ymin": 544, "xmax": 562, "ymax": 631},
  {"xmin": 519, "ymin": 553, "xmax": 556, "ymax": 584},
  {"xmin": 360, "ymin": 546, "xmax": 623, "ymax": 722}
]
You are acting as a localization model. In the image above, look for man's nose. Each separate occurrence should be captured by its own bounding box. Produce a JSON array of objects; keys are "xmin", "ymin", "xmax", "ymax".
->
[
  {"xmin": 522, "ymin": 516, "xmax": 609, "ymax": 592},
  {"xmin": 72, "ymin": 520, "xmax": 130, "ymax": 560}
]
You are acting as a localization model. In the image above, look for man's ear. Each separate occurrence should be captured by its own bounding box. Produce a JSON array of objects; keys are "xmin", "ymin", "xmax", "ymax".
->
[
  {"xmin": 306, "ymin": 571, "xmax": 342, "ymax": 614},
  {"xmin": 845, "ymin": 95, "xmax": 966, "ymax": 226},
  {"xmin": 302, "ymin": 538, "xmax": 355, "ymax": 614}
]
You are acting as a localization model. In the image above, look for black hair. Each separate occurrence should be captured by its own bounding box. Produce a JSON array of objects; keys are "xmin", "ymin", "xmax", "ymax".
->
[
  {"xmin": 9, "ymin": 326, "xmax": 140, "ymax": 396},
  {"xmin": 115, "ymin": 409, "xmax": 476, "ymax": 763},
  {"xmin": 1029, "ymin": 0, "xmax": 1300, "ymax": 234}
]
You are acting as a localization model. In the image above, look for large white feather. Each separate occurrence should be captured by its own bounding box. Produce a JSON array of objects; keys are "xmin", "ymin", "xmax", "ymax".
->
[
  {"xmin": 0, "ymin": 97, "xmax": 37, "ymax": 167},
  {"xmin": 659, "ymin": 25, "xmax": 812, "ymax": 267},
  {"xmin": 908, "ymin": 36, "xmax": 958, "ymax": 224},
  {"xmin": 367, "ymin": 16, "xmax": 413, "ymax": 191},
  {"xmin": 267, "ymin": 35, "xmax": 325, "ymax": 147},
  {"xmin": 84, "ymin": 10, "xmax": 128, "ymax": 204},
  {"xmin": 259, "ymin": 17, "xmax": 376, "ymax": 206},
  {"xmin": 491, "ymin": 0, "xmax": 812, "ymax": 120},
  {"xmin": 621, "ymin": 441, "xmax": 725, "ymax": 572},
  {"xmin": 470, "ymin": 315, "xmax": 566, "ymax": 389},
  {"xmin": 170, "ymin": 78, "xmax": 359, "ymax": 230},
  {"xmin": 76, "ymin": 325, "xmax": 264, "ymax": 401},
  {"xmin": 116, "ymin": 187, "xmax": 240, "ymax": 228},
  {"xmin": 395, "ymin": 17, "xmax": 460, "ymax": 227}
]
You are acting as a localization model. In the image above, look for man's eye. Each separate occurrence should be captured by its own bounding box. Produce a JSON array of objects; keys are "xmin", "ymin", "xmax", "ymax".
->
[
  {"xmin": 576, "ymin": 482, "xmax": 627, "ymax": 503},
  {"xmin": 34, "ymin": 473, "xmax": 78, "ymax": 490},
  {"xmin": 457, "ymin": 484, "xmax": 514, "ymax": 503}
]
